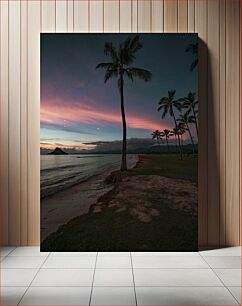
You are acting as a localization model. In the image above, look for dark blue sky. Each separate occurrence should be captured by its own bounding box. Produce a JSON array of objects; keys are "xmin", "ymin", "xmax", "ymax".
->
[{"xmin": 41, "ymin": 33, "xmax": 198, "ymax": 150}]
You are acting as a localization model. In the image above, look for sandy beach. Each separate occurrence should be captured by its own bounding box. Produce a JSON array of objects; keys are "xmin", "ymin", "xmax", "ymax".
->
[
  {"xmin": 41, "ymin": 155, "xmax": 139, "ymax": 241},
  {"xmin": 41, "ymin": 154, "xmax": 198, "ymax": 251}
]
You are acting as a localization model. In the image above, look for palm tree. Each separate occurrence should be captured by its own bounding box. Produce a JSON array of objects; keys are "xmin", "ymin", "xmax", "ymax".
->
[
  {"xmin": 158, "ymin": 90, "xmax": 183, "ymax": 160},
  {"xmin": 160, "ymin": 129, "xmax": 171, "ymax": 152},
  {"xmin": 170, "ymin": 127, "xmax": 179, "ymax": 153},
  {"xmin": 186, "ymin": 43, "xmax": 198, "ymax": 71},
  {"xmin": 96, "ymin": 35, "xmax": 152, "ymax": 171},
  {"xmin": 152, "ymin": 130, "xmax": 161, "ymax": 145},
  {"xmin": 177, "ymin": 113, "xmax": 196, "ymax": 154},
  {"xmin": 179, "ymin": 91, "xmax": 198, "ymax": 137},
  {"xmin": 177, "ymin": 123, "xmax": 186, "ymax": 147}
]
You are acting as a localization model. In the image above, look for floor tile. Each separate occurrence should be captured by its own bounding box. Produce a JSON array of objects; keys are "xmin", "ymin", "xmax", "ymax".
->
[
  {"xmin": 9, "ymin": 247, "xmax": 49, "ymax": 257},
  {"xmin": 1, "ymin": 287, "xmax": 27, "ymax": 305},
  {"xmin": 136, "ymin": 287, "xmax": 238, "ymax": 305},
  {"xmin": 228, "ymin": 287, "xmax": 241, "ymax": 304},
  {"xmin": 203, "ymin": 256, "xmax": 241, "ymax": 268},
  {"xmin": 94, "ymin": 269, "xmax": 134, "ymax": 286},
  {"xmin": 50, "ymin": 252, "xmax": 97, "ymax": 257},
  {"xmin": 132, "ymin": 256, "xmax": 209, "ymax": 269},
  {"xmin": 132, "ymin": 252, "xmax": 199, "ymax": 257},
  {"xmin": 0, "ymin": 247, "xmax": 16, "ymax": 257},
  {"xmin": 91, "ymin": 287, "xmax": 136, "ymax": 305},
  {"xmin": 42, "ymin": 256, "xmax": 96, "ymax": 268},
  {"xmin": 96, "ymin": 256, "xmax": 132, "ymax": 268},
  {"xmin": 19, "ymin": 286, "xmax": 91, "ymax": 305},
  {"xmin": 199, "ymin": 247, "xmax": 241, "ymax": 257},
  {"xmin": 31, "ymin": 268, "xmax": 94, "ymax": 286},
  {"xmin": 1, "ymin": 256, "xmax": 46, "ymax": 269},
  {"xmin": 134, "ymin": 269, "xmax": 223, "ymax": 287},
  {"xmin": 214, "ymin": 269, "xmax": 241, "ymax": 286},
  {"xmin": 98, "ymin": 252, "xmax": 130, "ymax": 257},
  {"xmin": 1, "ymin": 269, "xmax": 38, "ymax": 286}
]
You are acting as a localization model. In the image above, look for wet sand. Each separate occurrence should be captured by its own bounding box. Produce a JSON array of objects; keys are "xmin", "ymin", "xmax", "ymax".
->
[{"xmin": 41, "ymin": 156, "xmax": 138, "ymax": 241}]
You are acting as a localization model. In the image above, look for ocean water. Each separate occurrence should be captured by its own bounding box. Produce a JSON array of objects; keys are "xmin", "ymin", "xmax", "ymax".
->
[{"xmin": 40, "ymin": 154, "xmax": 137, "ymax": 198}]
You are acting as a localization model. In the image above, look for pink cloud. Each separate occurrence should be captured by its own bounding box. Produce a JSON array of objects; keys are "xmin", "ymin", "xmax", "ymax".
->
[{"xmin": 41, "ymin": 97, "xmax": 170, "ymax": 132}]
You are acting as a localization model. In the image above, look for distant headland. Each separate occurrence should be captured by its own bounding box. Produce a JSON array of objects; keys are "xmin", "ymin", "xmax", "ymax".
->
[{"xmin": 48, "ymin": 147, "xmax": 68, "ymax": 155}]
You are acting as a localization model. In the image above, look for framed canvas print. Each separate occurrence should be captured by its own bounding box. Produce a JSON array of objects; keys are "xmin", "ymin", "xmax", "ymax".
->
[{"xmin": 40, "ymin": 33, "xmax": 198, "ymax": 251}]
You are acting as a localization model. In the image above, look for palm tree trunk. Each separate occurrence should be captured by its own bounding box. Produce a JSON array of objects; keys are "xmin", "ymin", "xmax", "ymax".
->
[
  {"xmin": 174, "ymin": 135, "xmax": 178, "ymax": 152},
  {"xmin": 166, "ymin": 136, "xmax": 170, "ymax": 152},
  {"xmin": 120, "ymin": 74, "xmax": 127, "ymax": 171},
  {"xmin": 186, "ymin": 123, "xmax": 196, "ymax": 156},
  {"xmin": 192, "ymin": 106, "xmax": 198, "ymax": 137},
  {"xmin": 172, "ymin": 114, "xmax": 183, "ymax": 160}
]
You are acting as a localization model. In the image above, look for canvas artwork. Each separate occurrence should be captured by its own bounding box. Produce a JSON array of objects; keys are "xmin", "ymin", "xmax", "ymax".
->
[{"xmin": 40, "ymin": 33, "xmax": 198, "ymax": 251}]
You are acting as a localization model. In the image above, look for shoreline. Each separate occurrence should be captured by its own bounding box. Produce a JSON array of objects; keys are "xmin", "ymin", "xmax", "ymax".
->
[
  {"xmin": 41, "ymin": 154, "xmax": 198, "ymax": 251},
  {"xmin": 41, "ymin": 155, "xmax": 139, "ymax": 241}
]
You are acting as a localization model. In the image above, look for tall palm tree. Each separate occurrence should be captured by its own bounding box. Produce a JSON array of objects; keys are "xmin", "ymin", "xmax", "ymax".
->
[
  {"xmin": 160, "ymin": 129, "xmax": 171, "ymax": 152},
  {"xmin": 186, "ymin": 43, "xmax": 198, "ymax": 71},
  {"xmin": 179, "ymin": 91, "xmax": 198, "ymax": 137},
  {"xmin": 158, "ymin": 90, "xmax": 183, "ymax": 160},
  {"xmin": 170, "ymin": 127, "xmax": 179, "ymax": 153},
  {"xmin": 96, "ymin": 35, "xmax": 152, "ymax": 171},
  {"xmin": 177, "ymin": 123, "xmax": 186, "ymax": 147},
  {"xmin": 177, "ymin": 113, "xmax": 196, "ymax": 154},
  {"xmin": 152, "ymin": 130, "xmax": 161, "ymax": 145}
]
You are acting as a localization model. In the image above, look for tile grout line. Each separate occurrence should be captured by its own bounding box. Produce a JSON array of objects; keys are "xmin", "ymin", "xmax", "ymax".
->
[
  {"xmin": 3, "ymin": 246, "xmax": 17, "ymax": 257},
  {"xmin": 225, "ymin": 286, "xmax": 241, "ymax": 305},
  {"xmin": 17, "ymin": 251, "xmax": 52, "ymax": 306},
  {"xmin": 130, "ymin": 252, "xmax": 137, "ymax": 306},
  {"xmin": 198, "ymin": 253, "xmax": 240, "ymax": 305},
  {"xmin": 89, "ymin": 251, "xmax": 98, "ymax": 306},
  {"xmin": 5, "ymin": 267, "xmax": 239, "ymax": 270},
  {"xmin": 1, "ymin": 285, "xmax": 242, "ymax": 286}
]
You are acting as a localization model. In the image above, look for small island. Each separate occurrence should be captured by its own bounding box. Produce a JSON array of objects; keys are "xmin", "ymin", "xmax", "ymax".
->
[{"xmin": 48, "ymin": 147, "xmax": 68, "ymax": 155}]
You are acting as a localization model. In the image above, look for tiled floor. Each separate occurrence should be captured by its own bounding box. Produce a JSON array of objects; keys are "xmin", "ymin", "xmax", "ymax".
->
[{"xmin": 0, "ymin": 247, "xmax": 241, "ymax": 305}]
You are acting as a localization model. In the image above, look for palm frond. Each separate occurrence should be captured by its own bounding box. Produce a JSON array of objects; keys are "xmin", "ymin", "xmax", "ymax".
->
[
  {"xmin": 168, "ymin": 90, "xmax": 176, "ymax": 100},
  {"xmin": 190, "ymin": 59, "xmax": 198, "ymax": 71},
  {"xmin": 174, "ymin": 101, "xmax": 182, "ymax": 112},
  {"xmin": 169, "ymin": 106, "xmax": 174, "ymax": 117},
  {"xmin": 119, "ymin": 36, "xmax": 142, "ymax": 66},
  {"xmin": 157, "ymin": 104, "xmax": 165, "ymax": 111},
  {"xmin": 104, "ymin": 42, "xmax": 118, "ymax": 62},
  {"xmin": 161, "ymin": 105, "xmax": 169, "ymax": 119},
  {"xmin": 127, "ymin": 67, "xmax": 152, "ymax": 82},
  {"xmin": 158, "ymin": 97, "xmax": 169, "ymax": 105},
  {"xmin": 104, "ymin": 69, "xmax": 117, "ymax": 83},
  {"xmin": 123, "ymin": 69, "xmax": 134, "ymax": 82},
  {"xmin": 121, "ymin": 37, "xmax": 135, "ymax": 65},
  {"xmin": 96, "ymin": 62, "xmax": 114, "ymax": 70},
  {"xmin": 186, "ymin": 43, "xmax": 198, "ymax": 55},
  {"xmin": 129, "ymin": 35, "xmax": 143, "ymax": 54}
]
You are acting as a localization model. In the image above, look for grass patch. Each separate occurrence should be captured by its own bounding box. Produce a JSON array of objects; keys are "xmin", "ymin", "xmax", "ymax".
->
[
  {"xmin": 41, "ymin": 154, "xmax": 198, "ymax": 252},
  {"xmin": 128, "ymin": 154, "xmax": 198, "ymax": 183}
]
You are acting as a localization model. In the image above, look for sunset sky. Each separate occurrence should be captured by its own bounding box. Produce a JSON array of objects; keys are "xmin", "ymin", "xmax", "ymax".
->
[{"xmin": 41, "ymin": 33, "xmax": 198, "ymax": 151}]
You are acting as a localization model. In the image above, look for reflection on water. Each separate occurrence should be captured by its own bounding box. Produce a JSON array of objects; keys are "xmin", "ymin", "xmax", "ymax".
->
[{"xmin": 40, "ymin": 154, "xmax": 137, "ymax": 198}]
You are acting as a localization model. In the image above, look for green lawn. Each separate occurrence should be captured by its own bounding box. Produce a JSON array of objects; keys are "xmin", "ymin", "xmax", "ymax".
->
[
  {"xmin": 127, "ymin": 154, "xmax": 198, "ymax": 183},
  {"xmin": 41, "ymin": 154, "xmax": 198, "ymax": 252}
]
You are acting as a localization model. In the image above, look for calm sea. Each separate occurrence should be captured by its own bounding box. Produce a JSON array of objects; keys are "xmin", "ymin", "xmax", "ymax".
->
[{"xmin": 40, "ymin": 154, "xmax": 137, "ymax": 198}]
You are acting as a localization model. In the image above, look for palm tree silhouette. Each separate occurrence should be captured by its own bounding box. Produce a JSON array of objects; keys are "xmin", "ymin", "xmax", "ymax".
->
[
  {"xmin": 186, "ymin": 43, "xmax": 198, "ymax": 72},
  {"xmin": 170, "ymin": 127, "xmax": 179, "ymax": 153},
  {"xmin": 152, "ymin": 130, "xmax": 161, "ymax": 145},
  {"xmin": 96, "ymin": 35, "xmax": 152, "ymax": 171},
  {"xmin": 158, "ymin": 90, "xmax": 183, "ymax": 160},
  {"xmin": 177, "ymin": 123, "xmax": 186, "ymax": 147},
  {"xmin": 179, "ymin": 91, "xmax": 198, "ymax": 137},
  {"xmin": 177, "ymin": 113, "xmax": 196, "ymax": 154},
  {"xmin": 160, "ymin": 129, "xmax": 171, "ymax": 152}
]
